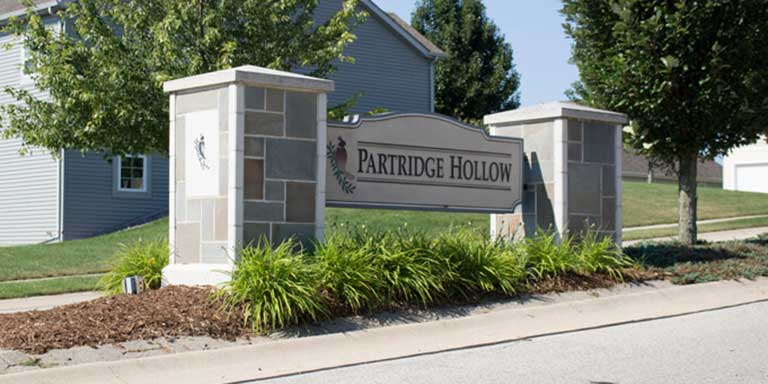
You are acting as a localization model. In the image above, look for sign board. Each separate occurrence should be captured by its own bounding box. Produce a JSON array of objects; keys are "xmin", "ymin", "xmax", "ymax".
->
[{"xmin": 326, "ymin": 113, "xmax": 523, "ymax": 213}]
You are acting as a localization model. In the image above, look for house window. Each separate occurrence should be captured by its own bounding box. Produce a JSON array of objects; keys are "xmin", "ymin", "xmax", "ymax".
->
[
  {"xmin": 20, "ymin": 44, "xmax": 34, "ymax": 84},
  {"xmin": 117, "ymin": 155, "xmax": 147, "ymax": 192}
]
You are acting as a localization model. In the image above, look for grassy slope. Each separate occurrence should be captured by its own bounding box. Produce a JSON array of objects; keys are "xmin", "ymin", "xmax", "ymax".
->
[
  {"xmin": 2, "ymin": 182, "xmax": 768, "ymax": 286},
  {"xmin": 326, "ymin": 208, "xmax": 487, "ymax": 236},
  {"xmin": 0, "ymin": 219, "xmax": 167, "ymax": 282},
  {"xmin": 622, "ymin": 181, "xmax": 768, "ymax": 227}
]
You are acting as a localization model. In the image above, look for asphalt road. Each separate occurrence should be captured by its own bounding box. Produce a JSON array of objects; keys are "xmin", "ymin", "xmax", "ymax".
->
[{"xmin": 255, "ymin": 301, "xmax": 768, "ymax": 384}]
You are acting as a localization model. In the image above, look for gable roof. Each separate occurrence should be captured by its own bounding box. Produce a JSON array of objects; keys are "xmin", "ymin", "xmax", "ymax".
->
[
  {"xmin": 0, "ymin": 0, "xmax": 63, "ymax": 19},
  {"xmin": 385, "ymin": 12, "xmax": 445, "ymax": 58},
  {"xmin": 0, "ymin": 0, "xmax": 447, "ymax": 60}
]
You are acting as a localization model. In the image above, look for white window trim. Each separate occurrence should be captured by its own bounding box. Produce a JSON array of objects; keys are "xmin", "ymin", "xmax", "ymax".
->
[
  {"xmin": 19, "ymin": 42, "xmax": 34, "ymax": 85},
  {"xmin": 116, "ymin": 155, "xmax": 149, "ymax": 193},
  {"xmin": 19, "ymin": 20, "xmax": 64, "ymax": 85}
]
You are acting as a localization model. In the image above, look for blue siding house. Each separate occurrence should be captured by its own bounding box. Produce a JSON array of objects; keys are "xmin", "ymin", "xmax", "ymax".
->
[{"xmin": 0, "ymin": 0, "xmax": 445, "ymax": 245}]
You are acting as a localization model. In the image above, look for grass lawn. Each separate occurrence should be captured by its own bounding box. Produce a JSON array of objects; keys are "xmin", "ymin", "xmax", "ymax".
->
[
  {"xmin": 0, "ymin": 219, "xmax": 167, "ymax": 282},
  {"xmin": 622, "ymin": 181, "xmax": 768, "ymax": 227},
  {"xmin": 326, "ymin": 208, "xmax": 487, "ymax": 236},
  {"xmin": 1, "ymin": 181, "xmax": 767, "ymax": 299}
]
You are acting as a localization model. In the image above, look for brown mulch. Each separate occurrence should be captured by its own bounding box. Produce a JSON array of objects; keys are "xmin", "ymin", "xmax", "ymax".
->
[
  {"xmin": 0, "ymin": 270, "xmax": 663, "ymax": 355},
  {"xmin": 0, "ymin": 286, "xmax": 250, "ymax": 354}
]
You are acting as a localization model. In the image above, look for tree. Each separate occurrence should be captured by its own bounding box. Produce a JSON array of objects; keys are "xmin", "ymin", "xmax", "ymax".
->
[
  {"xmin": 2, "ymin": 0, "xmax": 365, "ymax": 156},
  {"xmin": 562, "ymin": 0, "xmax": 768, "ymax": 245},
  {"xmin": 411, "ymin": 0, "xmax": 520, "ymax": 124}
]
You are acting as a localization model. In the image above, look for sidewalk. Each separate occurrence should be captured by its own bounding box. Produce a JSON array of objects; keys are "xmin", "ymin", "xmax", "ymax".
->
[
  {"xmin": 0, "ymin": 292, "xmax": 101, "ymax": 314},
  {"xmin": 624, "ymin": 214, "xmax": 768, "ymax": 232},
  {"xmin": 624, "ymin": 226, "xmax": 768, "ymax": 247},
  {"xmin": 4, "ymin": 278, "xmax": 768, "ymax": 384}
]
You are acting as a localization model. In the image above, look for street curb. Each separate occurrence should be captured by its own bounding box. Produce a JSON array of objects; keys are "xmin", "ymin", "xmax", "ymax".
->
[{"xmin": 4, "ymin": 278, "xmax": 768, "ymax": 384}]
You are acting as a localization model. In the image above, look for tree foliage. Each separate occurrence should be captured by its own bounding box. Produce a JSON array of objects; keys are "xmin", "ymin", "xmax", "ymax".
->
[
  {"xmin": 412, "ymin": 0, "xmax": 520, "ymax": 124},
  {"xmin": 2, "ymin": 0, "xmax": 366, "ymax": 156},
  {"xmin": 562, "ymin": 0, "xmax": 768, "ymax": 244},
  {"xmin": 563, "ymin": 0, "xmax": 768, "ymax": 164}
]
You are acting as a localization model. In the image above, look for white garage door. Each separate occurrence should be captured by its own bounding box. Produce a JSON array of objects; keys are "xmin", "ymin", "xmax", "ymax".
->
[{"xmin": 735, "ymin": 163, "xmax": 768, "ymax": 193}]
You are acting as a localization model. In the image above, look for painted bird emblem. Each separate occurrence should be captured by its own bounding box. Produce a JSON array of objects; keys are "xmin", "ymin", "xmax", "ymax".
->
[
  {"xmin": 335, "ymin": 137, "xmax": 355, "ymax": 180},
  {"xmin": 193, "ymin": 134, "xmax": 210, "ymax": 170}
]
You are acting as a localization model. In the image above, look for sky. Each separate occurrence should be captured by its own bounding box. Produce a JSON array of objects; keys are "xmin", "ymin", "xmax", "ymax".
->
[{"xmin": 383, "ymin": 0, "xmax": 579, "ymax": 107}]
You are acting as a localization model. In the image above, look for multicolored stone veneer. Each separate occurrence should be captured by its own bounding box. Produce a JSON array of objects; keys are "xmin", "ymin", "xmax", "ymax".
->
[{"xmin": 241, "ymin": 87, "xmax": 319, "ymax": 248}]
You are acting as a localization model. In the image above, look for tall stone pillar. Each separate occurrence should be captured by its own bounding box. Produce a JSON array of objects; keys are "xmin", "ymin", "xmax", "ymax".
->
[
  {"xmin": 162, "ymin": 66, "xmax": 334, "ymax": 286},
  {"xmin": 484, "ymin": 102, "xmax": 627, "ymax": 244}
]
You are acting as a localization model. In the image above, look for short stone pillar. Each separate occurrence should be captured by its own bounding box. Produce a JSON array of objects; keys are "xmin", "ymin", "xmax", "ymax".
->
[
  {"xmin": 162, "ymin": 66, "xmax": 334, "ymax": 285},
  {"xmin": 484, "ymin": 102, "xmax": 627, "ymax": 244}
]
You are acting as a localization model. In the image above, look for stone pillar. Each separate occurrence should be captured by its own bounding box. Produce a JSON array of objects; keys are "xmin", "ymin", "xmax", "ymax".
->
[
  {"xmin": 162, "ymin": 66, "xmax": 334, "ymax": 285},
  {"xmin": 484, "ymin": 102, "xmax": 627, "ymax": 244}
]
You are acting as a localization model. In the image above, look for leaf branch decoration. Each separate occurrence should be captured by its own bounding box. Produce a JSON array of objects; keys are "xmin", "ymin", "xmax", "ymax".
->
[{"xmin": 327, "ymin": 142, "xmax": 356, "ymax": 194}]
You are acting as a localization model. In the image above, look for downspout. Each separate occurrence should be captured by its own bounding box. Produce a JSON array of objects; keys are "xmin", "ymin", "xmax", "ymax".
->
[
  {"xmin": 58, "ymin": 149, "xmax": 65, "ymax": 242},
  {"xmin": 429, "ymin": 59, "xmax": 436, "ymax": 113}
]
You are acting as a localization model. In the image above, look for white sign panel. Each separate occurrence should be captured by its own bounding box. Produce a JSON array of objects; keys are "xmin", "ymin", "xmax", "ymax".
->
[
  {"xmin": 185, "ymin": 110, "xmax": 220, "ymax": 198},
  {"xmin": 326, "ymin": 113, "xmax": 523, "ymax": 213}
]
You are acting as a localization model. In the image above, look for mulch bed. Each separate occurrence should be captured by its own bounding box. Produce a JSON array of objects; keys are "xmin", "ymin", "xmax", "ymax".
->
[
  {"xmin": 0, "ymin": 286, "xmax": 249, "ymax": 354},
  {"xmin": 0, "ymin": 270, "xmax": 661, "ymax": 355}
]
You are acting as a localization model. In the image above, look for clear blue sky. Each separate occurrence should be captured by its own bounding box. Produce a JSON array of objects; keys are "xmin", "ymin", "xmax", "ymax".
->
[{"xmin": 384, "ymin": 0, "xmax": 578, "ymax": 107}]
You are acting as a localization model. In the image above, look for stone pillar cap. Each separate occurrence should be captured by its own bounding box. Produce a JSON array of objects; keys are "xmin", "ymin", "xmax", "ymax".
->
[
  {"xmin": 484, "ymin": 101, "xmax": 628, "ymax": 126},
  {"xmin": 163, "ymin": 65, "xmax": 335, "ymax": 94}
]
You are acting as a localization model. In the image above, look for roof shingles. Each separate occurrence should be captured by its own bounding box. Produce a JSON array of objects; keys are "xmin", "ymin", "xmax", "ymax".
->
[{"xmin": 386, "ymin": 12, "xmax": 446, "ymax": 57}]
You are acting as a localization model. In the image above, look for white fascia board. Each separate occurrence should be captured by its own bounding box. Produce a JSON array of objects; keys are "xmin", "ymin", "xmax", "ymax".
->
[
  {"xmin": 358, "ymin": 0, "xmax": 445, "ymax": 59},
  {"xmin": 0, "ymin": 1, "xmax": 63, "ymax": 22}
]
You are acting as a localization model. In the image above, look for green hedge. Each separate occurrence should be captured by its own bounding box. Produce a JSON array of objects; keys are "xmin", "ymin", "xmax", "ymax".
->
[{"xmin": 217, "ymin": 229, "xmax": 631, "ymax": 333}]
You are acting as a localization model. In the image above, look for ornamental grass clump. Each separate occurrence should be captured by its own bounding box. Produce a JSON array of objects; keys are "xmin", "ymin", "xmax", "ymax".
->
[
  {"xmin": 313, "ymin": 234, "xmax": 382, "ymax": 313},
  {"xmin": 98, "ymin": 238, "xmax": 169, "ymax": 294},
  {"xmin": 522, "ymin": 230, "xmax": 579, "ymax": 279},
  {"xmin": 215, "ymin": 240, "xmax": 327, "ymax": 333},
  {"xmin": 520, "ymin": 229, "xmax": 631, "ymax": 281},
  {"xmin": 574, "ymin": 231, "xmax": 632, "ymax": 281},
  {"xmin": 433, "ymin": 231, "xmax": 526, "ymax": 297},
  {"xmin": 369, "ymin": 234, "xmax": 445, "ymax": 307},
  {"xmin": 214, "ymin": 227, "xmax": 633, "ymax": 333}
]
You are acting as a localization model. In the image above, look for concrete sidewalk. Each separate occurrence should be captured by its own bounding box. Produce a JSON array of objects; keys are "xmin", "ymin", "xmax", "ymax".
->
[
  {"xmin": 624, "ymin": 214, "xmax": 768, "ymax": 232},
  {"xmin": 4, "ymin": 278, "xmax": 768, "ymax": 384},
  {"xmin": 624, "ymin": 226, "xmax": 768, "ymax": 246},
  {"xmin": 0, "ymin": 292, "xmax": 101, "ymax": 314}
]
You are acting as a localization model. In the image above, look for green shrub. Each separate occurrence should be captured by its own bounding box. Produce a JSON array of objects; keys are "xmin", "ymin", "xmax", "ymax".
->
[
  {"xmin": 370, "ymin": 232, "xmax": 445, "ymax": 307},
  {"xmin": 215, "ymin": 240, "xmax": 326, "ymax": 332},
  {"xmin": 434, "ymin": 231, "xmax": 525, "ymax": 296},
  {"xmin": 522, "ymin": 230, "xmax": 578, "ymax": 279},
  {"xmin": 574, "ymin": 231, "xmax": 631, "ymax": 280},
  {"xmin": 212, "ymin": 227, "xmax": 632, "ymax": 333},
  {"xmin": 520, "ymin": 230, "xmax": 632, "ymax": 281},
  {"xmin": 98, "ymin": 238, "xmax": 169, "ymax": 295},
  {"xmin": 313, "ymin": 235, "xmax": 382, "ymax": 312}
]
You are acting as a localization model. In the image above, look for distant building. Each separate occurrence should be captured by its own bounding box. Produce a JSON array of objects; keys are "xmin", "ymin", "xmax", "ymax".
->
[
  {"xmin": 622, "ymin": 150, "xmax": 723, "ymax": 187},
  {"xmin": 723, "ymin": 136, "xmax": 768, "ymax": 193},
  {"xmin": 0, "ymin": 0, "xmax": 445, "ymax": 245}
]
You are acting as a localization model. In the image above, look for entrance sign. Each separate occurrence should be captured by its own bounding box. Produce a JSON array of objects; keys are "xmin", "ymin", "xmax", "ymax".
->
[
  {"xmin": 163, "ymin": 66, "xmax": 623, "ymax": 287},
  {"xmin": 326, "ymin": 113, "xmax": 523, "ymax": 212}
]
